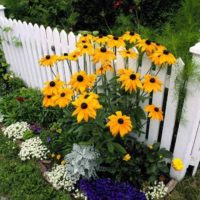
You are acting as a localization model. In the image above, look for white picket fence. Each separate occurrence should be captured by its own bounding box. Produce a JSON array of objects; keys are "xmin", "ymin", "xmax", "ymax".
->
[{"xmin": 0, "ymin": 6, "xmax": 200, "ymax": 181}]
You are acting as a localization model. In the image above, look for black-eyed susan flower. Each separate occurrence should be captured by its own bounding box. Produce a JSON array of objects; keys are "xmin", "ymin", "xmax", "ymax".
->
[
  {"xmin": 94, "ymin": 35, "xmax": 109, "ymax": 44},
  {"xmin": 42, "ymin": 95, "xmax": 56, "ymax": 107},
  {"xmin": 39, "ymin": 55, "xmax": 58, "ymax": 67},
  {"xmin": 52, "ymin": 88, "xmax": 73, "ymax": 108},
  {"xmin": 149, "ymin": 49, "xmax": 176, "ymax": 66},
  {"xmin": 72, "ymin": 97, "xmax": 102, "ymax": 123},
  {"xmin": 96, "ymin": 63, "xmax": 113, "ymax": 75},
  {"xmin": 57, "ymin": 53, "xmax": 69, "ymax": 61},
  {"xmin": 119, "ymin": 48, "xmax": 137, "ymax": 59},
  {"xmin": 106, "ymin": 111, "xmax": 132, "ymax": 137},
  {"xmin": 122, "ymin": 31, "xmax": 141, "ymax": 44},
  {"xmin": 69, "ymin": 71, "xmax": 96, "ymax": 93},
  {"xmin": 68, "ymin": 50, "xmax": 81, "ymax": 61},
  {"xmin": 78, "ymin": 92, "xmax": 99, "ymax": 101},
  {"xmin": 123, "ymin": 153, "xmax": 131, "ymax": 161},
  {"xmin": 56, "ymin": 154, "xmax": 61, "ymax": 160},
  {"xmin": 93, "ymin": 47, "xmax": 116, "ymax": 64},
  {"xmin": 107, "ymin": 35, "xmax": 125, "ymax": 48},
  {"xmin": 136, "ymin": 39, "xmax": 157, "ymax": 54},
  {"xmin": 78, "ymin": 34, "xmax": 93, "ymax": 43},
  {"xmin": 143, "ymin": 74, "xmax": 162, "ymax": 93},
  {"xmin": 117, "ymin": 68, "xmax": 142, "ymax": 93},
  {"xmin": 42, "ymin": 76, "xmax": 64, "ymax": 95},
  {"xmin": 145, "ymin": 104, "xmax": 163, "ymax": 121},
  {"xmin": 172, "ymin": 158, "xmax": 184, "ymax": 171},
  {"xmin": 77, "ymin": 42, "xmax": 94, "ymax": 56}
]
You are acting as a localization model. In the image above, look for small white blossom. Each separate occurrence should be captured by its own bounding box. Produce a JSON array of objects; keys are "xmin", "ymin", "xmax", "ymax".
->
[
  {"xmin": 143, "ymin": 181, "xmax": 168, "ymax": 200},
  {"xmin": 2, "ymin": 121, "xmax": 30, "ymax": 140},
  {"xmin": 18, "ymin": 137, "xmax": 49, "ymax": 161}
]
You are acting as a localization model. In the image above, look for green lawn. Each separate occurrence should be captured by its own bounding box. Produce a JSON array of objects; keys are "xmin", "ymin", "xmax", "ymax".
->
[{"xmin": 0, "ymin": 134, "xmax": 71, "ymax": 200}]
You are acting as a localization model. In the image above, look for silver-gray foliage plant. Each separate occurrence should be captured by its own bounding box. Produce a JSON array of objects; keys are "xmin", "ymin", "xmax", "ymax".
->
[{"xmin": 64, "ymin": 144, "xmax": 100, "ymax": 182}]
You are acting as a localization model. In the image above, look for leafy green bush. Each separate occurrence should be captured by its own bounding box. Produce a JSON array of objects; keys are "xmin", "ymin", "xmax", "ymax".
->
[
  {"xmin": 0, "ymin": 87, "xmax": 65, "ymax": 126},
  {"xmin": 2, "ymin": 0, "xmax": 78, "ymax": 31}
]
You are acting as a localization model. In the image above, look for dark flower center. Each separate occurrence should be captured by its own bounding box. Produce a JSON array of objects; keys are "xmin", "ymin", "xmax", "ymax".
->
[
  {"xmin": 99, "ymin": 35, "xmax": 103, "ymax": 38},
  {"xmin": 130, "ymin": 31, "xmax": 135, "ymax": 36},
  {"xmin": 47, "ymin": 95, "xmax": 52, "ymax": 99},
  {"xmin": 156, "ymin": 43, "xmax": 160, "ymax": 46},
  {"xmin": 126, "ymin": 51, "xmax": 130, "ymax": 54},
  {"xmin": 82, "ymin": 40, "xmax": 86, "ymax": 43},
  {"xmin": 154, "ymin": 107, "xmax": 159, "ymax": 112},
  {"xmin": 83, "ymin": 45, "xmax": 88, "ymax": 49},
  {"xmin": 46, "ymin": 55, "xmax": 51, "ymax": 59},
  {"xmin": 113, "ymin": 36, "xmax": 119, "ymax": 40},
  {"xmin": 73, "ymin": 55, "xmax": 77, "ymax": 58},
  {"xmin": 60, "ymin": 92, "xmax": 65, "ymax": 97},
  {"xmin": 145, "ymin": 40, "xmax": 151, "ymax": 45},
  {"xmin": 150, "ymin": 78, "xmax": 155, "ymax": 83},
  {"xmin": 77, "ymin": 75, "xmax": 84, "ymax": 82},
  {"xmin": 64, "ymin": 53, "xmax": 68, "ymax": 56},
  {"xmin": 50, "ymin": 81, "xmax": 56, "ymax": 87},
  {"xmin": 83, "ymin": 34, "xmax": 87, "ymax": 36},
  {"xmin": 130, "ymin": 74, "xmax": 136, "ymax": 80},
  {"xmin": 118, "ymin": 118, "xmax": 124, "ymax": 124},
  {"xmin": 84, "ymin": 94, "xmax": 90, "ymax": 99},
  {"xmin": 100, "ymin": 47, "xmax": 107, "ymax": 53},
  {"xmin": 163, "ymin": 50, "xmax": 170, "ymax": 55},
  {"xmin": 81, "ymin": 102, "xmax": 88, "ymax": 109}
]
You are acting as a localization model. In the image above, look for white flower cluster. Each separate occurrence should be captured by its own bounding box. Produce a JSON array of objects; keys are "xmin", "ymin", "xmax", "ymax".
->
[
  {"xmin": 18, "ymin": 136, "xmax": 49, "ymax": 161},
  {"xmin": 0, "ymin": 112, "xmax": 4, "ymax": 123},
  {"xmin": 2, "ymin": 121, "xmax": 30, "ymax": 140},
  {"xmin": 45, "ymin": 164, "xmax": 76, "ymax": 191},
  {"xmin": 144, "ymin": 181, "xmax": 168, "ymax": 200},
  {"xmin": 45, "ymin": 165, "xmax": 87, "ymax": 200}
]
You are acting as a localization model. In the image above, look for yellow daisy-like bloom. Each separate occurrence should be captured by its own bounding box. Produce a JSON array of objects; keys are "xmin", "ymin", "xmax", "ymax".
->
[
  {"xmin": 117, "ymin": 68, "xmax": 142, "ymax": 93},
  {"xmin": 172, "ymin": 158, "xmax": 184, "ymax": 171},
  {"xmin": 39, "ymin": 55, "xmax": 58, "ymax": 67},
  {"xmin": 68, "ymin": 50, "xmax": 81, "ymax": 61},
  {"xmin": 107, "ymin": 35, "xmax": 125, "ymax": 48},
  {"xmin": 57, "ymin": 53, "xmax": 69, "ymax": 61},
  {"xmin": 149, "ymin": 49, "xmax": 176, "ymax": 66},
  {"xmin": 123, "ymin": 153, "xmax": 131, "ymax": 161},
  {"xmin": 106, "ymin": 111, "xmax": 133, "ymax": 137},
  {"xmin": 69, "ymin": 71, "xmax": 96, "ymax": 93},
  {"xmin": 119, "ymin": 48, "xmax": 137, "ymax": 59},
  {"xmin": 96, "ymin": 63, "xmax": 113, "ymax": 75},
  {"xmin": 93, "ymin": 47, "xmax": 116, "ymax": 64},
  {"xmin": 42, "ymin": 76, "xmax": 64, "ymax": 95},
  {"xmin": 143, "ymin": 74, "xmax": 162, "ymax": 93},
  {"xmin": 145, "ymin": 104, "xmax": 163, "ymax": 121},
  {"xmin": 77, "ymin": 42, "xmax": 94, "ymax": 56},
  {"xmin": 122, "ymin": 31, "xmax": 141, "ymax": 44},
  {"xmin": 72, "ymin": 97, "xmax": 102, "ymax": 123},
  {"xmin": 42, "ymin": 95, "xmax": 56, "ymax": 107},
  {"xmin": 94, "ymin": 35, "xmax": 109, "ymax": 44},
  {"xmin": 154, "ymin": 43, "xmax": 166, "ymax": 51},
  {"xmin": 136, "ymin": 39, "xmax": 157, "ymax": 54},
  {"xmin": 52, "ymin": 88, "xmax": 73, "ymax": 108},
  {"xmin": 78, "ymin": 92, "xmax": 99, "ymax": 101},
  {"xmin": 148, "ymin": 145, "xmax": 153, "ymax": 149},
  {"xmin": 51, "ymin": 153, "xmax": 55, "ymax": 158},
  {"xmin": 78, "ymin": 34, "xmax": 93, "ymax": 43}
]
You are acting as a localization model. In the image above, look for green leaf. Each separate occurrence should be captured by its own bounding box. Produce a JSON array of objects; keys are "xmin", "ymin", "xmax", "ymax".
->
[{"xmin": 113, "ymin": 143, "xmax": 126, "ymax": 154}]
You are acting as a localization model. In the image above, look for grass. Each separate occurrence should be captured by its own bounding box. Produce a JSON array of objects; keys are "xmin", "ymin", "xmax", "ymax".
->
[
  {"xmin": 166, "ymin": 170, "xmax": 200, "ymax": 200},
  {"xmin": 0, "ymin": 133, "xmax": 71, "ymax": 200}
]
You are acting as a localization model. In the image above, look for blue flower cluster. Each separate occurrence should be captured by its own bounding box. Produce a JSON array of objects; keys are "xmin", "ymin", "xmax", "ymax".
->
[{"xmin": 79, "ymin": 178, "xmax": 146, "ymax": 200}]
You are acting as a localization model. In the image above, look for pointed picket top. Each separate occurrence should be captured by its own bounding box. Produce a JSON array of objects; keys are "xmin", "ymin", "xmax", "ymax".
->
[{"xmin": 68, "ymin": 31, "xmax": 76, "ymax": 51}]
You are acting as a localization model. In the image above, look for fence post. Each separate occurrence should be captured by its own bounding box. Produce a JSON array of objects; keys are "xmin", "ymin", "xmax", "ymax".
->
[
  {"xmin": 170, "ymin": 43, "xmax": 200, "ymax": 181},
  {"xmin": 0, "ymin": 5, "xmax": 5, "ymax": 17}
]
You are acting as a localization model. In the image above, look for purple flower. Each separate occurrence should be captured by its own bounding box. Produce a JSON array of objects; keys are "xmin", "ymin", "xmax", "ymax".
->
[
  {"xmin": 79, "ymin": 178, "xmax": 146, "ymax": 200},
  {"xmin": 30, "ymin": 124, "xmax": 41, "ymax": 134},
  {"xmin": 47, "ymin": 136, "xmax": 51, "ymax": 143}
]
